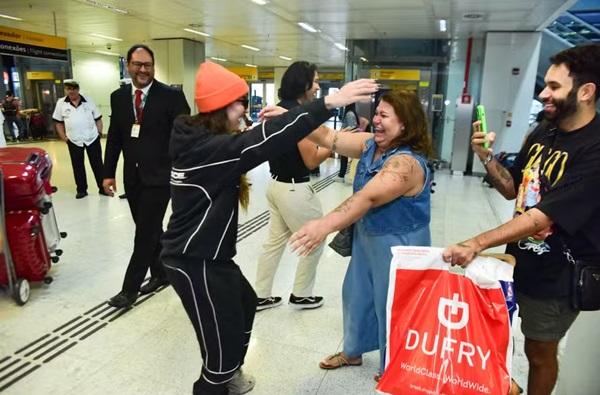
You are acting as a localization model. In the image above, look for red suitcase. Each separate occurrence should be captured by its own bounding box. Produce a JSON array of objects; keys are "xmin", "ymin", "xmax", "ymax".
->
[
  {"xmin": 0, "ymin": 210, "xmax": 51, "ymax": 285},
  {"xmin": 0, "ymin": 147, "xmax": 53, "ymax": 211}
]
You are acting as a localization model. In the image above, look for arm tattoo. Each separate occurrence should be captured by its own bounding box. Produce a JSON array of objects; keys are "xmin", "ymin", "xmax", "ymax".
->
[
  {"xmin": 332, "ymin": 132, "xmax": 339, "ymax": 152},
  {"xmin": 379, "ymin": 156, "xmax": 413, "ymax": 183},
  {"xmin": 487, "ymin": 160, "xmax": 515, "ymax": 196},
  {"xmin": 333, "ymin": 194, "xmax": 357, "ymax": 214},
  {"xmin": 525, "ymin": 210, "xmax": 541, "ymax": 228},
  {"xmin": 498, "ymin": 165, "xmax": 513, "ymax": 183}
]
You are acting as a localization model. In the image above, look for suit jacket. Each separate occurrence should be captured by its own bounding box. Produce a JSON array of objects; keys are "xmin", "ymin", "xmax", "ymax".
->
[{"xmin": 104, "ymin": 80, "xmax": 190, "ymax": 187}]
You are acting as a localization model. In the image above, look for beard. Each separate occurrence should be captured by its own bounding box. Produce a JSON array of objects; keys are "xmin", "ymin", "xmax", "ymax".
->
[{"xmin": 543, "ymin": 88, "xmax": 578, "ymax": 124}]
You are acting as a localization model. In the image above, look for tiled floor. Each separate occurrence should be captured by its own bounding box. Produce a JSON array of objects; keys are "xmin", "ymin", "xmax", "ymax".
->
[{"xmin": 0, "ymin": 139, "xmax": 598, "ymax": 394}]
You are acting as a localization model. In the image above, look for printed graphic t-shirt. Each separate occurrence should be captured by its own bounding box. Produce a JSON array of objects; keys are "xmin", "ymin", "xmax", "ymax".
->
[{"xmin": 506, "ymin": 114, "xmax": 600, "ymax": 299}]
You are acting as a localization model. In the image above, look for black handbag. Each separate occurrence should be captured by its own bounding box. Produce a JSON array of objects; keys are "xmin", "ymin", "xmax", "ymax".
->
[
  {"xmin": 561, "ymin": 239, "xmax": 600, "ymax": 311},
  {"xmin": 328, "ymin": 224, "xmax": 354, "ymax": 257}
]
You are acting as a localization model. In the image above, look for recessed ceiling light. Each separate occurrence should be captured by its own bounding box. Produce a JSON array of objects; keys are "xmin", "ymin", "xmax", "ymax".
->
[
  {"xmin": 320, "ymin": 33, "xmax": 336, "ymax": 43},
  {"xmin": 334, "ymin": 43, "xmax": 349, "ymax": 51},
  {"xmin": 95, "ymin": 50, "xmax": 120, "ymax": 57},
  {"xmin": 91, "ymin": 33, "xmax": 123, "ymax": 42},
  {"xmin": 184, "ymin": 28, "xmax": 210, "ymax": 37},
  {"xmin": 211, "ymin": 57, "xmax": 227, "ymax": 62},
  {"xmin": 0, "ymin": 13, "xmax": 23, "ymax": 21},
  {"xmin": 251, "ymin": 0, "xmax": 268, "ymax": 5},
  {"xmin": 462, "ymin": 12, "xmax": 485, "ymax": 21},
  {"xmin": 245, "ymin": 64, "xmax": 258, "ymax": 68},
  {"xmin": 84, "ymin": 0, "xmax": 128, "ymax": 15},
  {"xmin": 439, "ymin": 19, "xmax": 447, "ymax": 32},
  {"xmin": 360, "ymin": 57, "xmax": 368, "ymax": 62},
  {"xmin": 279, "ymin": 55, "xmax": 292, "ymax": 61},
  {"xmin": 298, "ymin": 22, "xmax": 318, "ymax": 33},
  {"xmin": 241, "ymin": 44, "xmax": 260, "ymax": 52}
]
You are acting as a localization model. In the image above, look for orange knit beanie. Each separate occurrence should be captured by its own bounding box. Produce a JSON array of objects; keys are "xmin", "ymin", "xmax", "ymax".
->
[{"xmin": 195, "ymin": 62, "xmax": 249, "ymax": 113}]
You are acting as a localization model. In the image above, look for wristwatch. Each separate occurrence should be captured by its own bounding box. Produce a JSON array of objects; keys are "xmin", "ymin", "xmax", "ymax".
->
[{"xmin": 481, "ymin": 152, "xmax": 494, "ymax": 166}]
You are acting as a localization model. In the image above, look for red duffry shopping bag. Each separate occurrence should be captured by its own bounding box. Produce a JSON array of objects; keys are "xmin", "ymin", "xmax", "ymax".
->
[{"xmin": 377, "ymin": 247, "xmax": 514, "ymax": 395}]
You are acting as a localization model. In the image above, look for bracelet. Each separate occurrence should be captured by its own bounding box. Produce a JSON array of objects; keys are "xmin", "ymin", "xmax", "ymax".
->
[{"xmin": 481, "ymin": 152, "xmax": 494, "ymax": 166}]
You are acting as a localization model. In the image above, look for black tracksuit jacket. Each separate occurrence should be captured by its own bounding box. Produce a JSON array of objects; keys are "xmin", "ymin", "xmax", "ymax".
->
[{"xmin": 160, "ymin": 98, "xmax": 332, "ymax": 262}]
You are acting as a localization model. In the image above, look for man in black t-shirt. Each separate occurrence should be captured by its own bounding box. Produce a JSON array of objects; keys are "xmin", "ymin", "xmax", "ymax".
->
[{"xmin": 443, "ymin": 44, "xmax": 600, "ymax": 395}]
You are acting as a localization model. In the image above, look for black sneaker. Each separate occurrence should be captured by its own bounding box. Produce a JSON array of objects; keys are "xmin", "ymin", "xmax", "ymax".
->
[
  {"xmin": 289, "ymin": 294, "xmax": 324, "ymax": 309},
  {"xmin": 256, "ymin": 296, "xmax": 283, "ymax": 311}
]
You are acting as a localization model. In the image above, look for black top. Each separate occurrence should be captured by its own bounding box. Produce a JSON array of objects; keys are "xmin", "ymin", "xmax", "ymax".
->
[
  {"xmin": 267, "ymin": 99, "xmax": 311, "ymax": 179},
  {"xmin": 103, "ymin": 81, "xmax": 191, "ymax": 187},
  {"xmin": 160, "ymin": 98, "xmax": 332, "ymax": 261},
  {"xmin": 2, "ymin": 100, "xmax": 18, "ymax": 116},
  {"xmin": 507, "ymin": 114, "xmax": 600, "ymax": 298}
]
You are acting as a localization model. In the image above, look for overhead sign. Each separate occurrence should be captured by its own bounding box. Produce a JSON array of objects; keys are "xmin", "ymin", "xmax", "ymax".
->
[
  {"xmin": 370, "ymin": 69, "xmax": 420, "ymax": 81},
  {"xmin": 227, "ymin": 66, "xmax": 258, "ymax": 81},
  {"xmin": 258, "ymin": 70, "xmax": 274, "ymax": 80},
  {"xmin": 26, "ymin": 71, "xmax": 55, "ymax": 80},
  {"xmin": 319, "ymin": 72, "xmax": 344, "ymax": 81},
  {"xmin": 0, "ymin": 25, "xmax": 68, "ymax": 61}
]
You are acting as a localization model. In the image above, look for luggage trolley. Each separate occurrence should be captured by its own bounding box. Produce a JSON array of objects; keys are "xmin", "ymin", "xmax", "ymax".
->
[{"xmin": 0, "ymin": 169, "xmax": 31, "ymax": 305}]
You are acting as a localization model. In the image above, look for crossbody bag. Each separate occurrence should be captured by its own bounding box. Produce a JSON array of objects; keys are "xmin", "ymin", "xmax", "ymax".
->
[{"xmin": 559, "ymin": 238, "xmax": 600, "ymax": 311}]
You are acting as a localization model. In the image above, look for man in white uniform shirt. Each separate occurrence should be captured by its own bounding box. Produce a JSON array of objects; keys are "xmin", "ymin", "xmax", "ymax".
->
[{"xmin": 52, "ymin": 80, "xmax": 106, "ymax": 199}]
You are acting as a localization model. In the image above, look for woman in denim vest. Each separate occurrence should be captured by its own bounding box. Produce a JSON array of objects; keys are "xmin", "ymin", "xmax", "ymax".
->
[{"xmin": 290, "ymin": 90, "xmax": 432, "ymax": 380}]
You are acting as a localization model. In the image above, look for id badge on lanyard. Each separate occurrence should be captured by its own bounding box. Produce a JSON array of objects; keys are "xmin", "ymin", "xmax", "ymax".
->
[
  {"xmin": 131, "ymin": 123, "xmax": 141, "ymax": 138},
  {"xmin": 132, "ymin": 93, "xmax": 145, "ymax": 138}
]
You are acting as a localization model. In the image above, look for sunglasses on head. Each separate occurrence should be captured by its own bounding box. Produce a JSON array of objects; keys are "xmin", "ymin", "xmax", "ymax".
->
[{"xmin": 236, "ymin": 97, "xmax": 249, "ymax": 109}]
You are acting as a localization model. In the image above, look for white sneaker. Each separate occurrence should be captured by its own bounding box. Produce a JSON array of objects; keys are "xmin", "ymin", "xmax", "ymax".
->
[
  {"xmin": 227, "ymin": 369, "xmax": 256, "ymax": 395},
  {"xmin": 334, "ymin": 176, "xmax": 345, "ymax": 183}
]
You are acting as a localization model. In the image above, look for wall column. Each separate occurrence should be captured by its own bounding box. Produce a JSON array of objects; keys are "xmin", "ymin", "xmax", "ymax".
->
[
  {"xmin": 273, "ymin": 67, "xmax": 288, "ymax": 102},
  {"xmin": 151, "ymin": 38, "xmax": 205, "ymax": 113},
  {"xmin": 473, "ymin": 32, "xmax": 541, "ymax": 173}
]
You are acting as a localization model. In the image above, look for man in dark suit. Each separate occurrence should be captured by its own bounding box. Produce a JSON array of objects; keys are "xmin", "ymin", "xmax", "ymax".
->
[{"xmin": 104, "ymin": 44, "xmax": 190, "ymax": 308}]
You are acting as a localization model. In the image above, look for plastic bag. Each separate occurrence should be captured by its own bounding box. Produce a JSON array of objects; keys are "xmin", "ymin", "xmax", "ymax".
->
[{"xmin": 377, "ymin": 247, "xmax": 514, "ymax": 395}]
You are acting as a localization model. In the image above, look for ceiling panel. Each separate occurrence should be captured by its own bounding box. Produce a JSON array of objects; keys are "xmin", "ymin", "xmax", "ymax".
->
[{"xmin": 0, "ymin": 0, "xmax": 576, "ymax": 67}]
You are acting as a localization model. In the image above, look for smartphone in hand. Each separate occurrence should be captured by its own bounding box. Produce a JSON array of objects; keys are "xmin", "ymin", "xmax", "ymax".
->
[{"xmin": 476, "ymin": 104, "xmax": 489, "ymax": 149}]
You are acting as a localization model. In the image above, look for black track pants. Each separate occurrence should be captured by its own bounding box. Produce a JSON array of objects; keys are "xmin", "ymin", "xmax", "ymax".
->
[{"xmin": 163, "ymin": 258, "xmax": 257, "ymax": 395}]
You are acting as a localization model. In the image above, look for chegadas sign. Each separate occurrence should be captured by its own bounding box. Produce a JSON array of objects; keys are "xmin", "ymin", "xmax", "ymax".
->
[{"xmin": 0, "ymin": 25, "xmax": 68, "ymax": 61}]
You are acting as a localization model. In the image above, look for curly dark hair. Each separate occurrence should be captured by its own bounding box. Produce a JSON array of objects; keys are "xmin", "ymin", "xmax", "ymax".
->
[
  {"xmin": 278, "ymin": 61, "xmax": 317, "ymax": 101},
  {"xmin": 550, "ymin": 44, "xmax": 600, "ymax": 100}
]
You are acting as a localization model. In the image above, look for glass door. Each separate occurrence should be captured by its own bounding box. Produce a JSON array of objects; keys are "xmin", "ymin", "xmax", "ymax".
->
[{"xmin": 32, "ymin": 80, "xmax": 59, "ymax": 137}]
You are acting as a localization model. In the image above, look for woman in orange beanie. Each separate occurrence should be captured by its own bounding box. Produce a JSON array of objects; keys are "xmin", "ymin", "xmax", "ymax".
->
[{"xmin": 159, "ymin": 61, "xmax": 377, "ymax": 395}]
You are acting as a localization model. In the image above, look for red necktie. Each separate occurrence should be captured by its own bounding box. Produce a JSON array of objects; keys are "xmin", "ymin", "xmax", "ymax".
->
[{"xmin": 134, "ymin": 89, "xmax": 143, "ymax": 124}]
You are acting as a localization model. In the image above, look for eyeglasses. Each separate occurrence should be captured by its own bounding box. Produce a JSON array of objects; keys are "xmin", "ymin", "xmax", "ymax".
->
[
  {"xmin": 130, "ymin": 61, "xmax": 154, "ymax": 69},
  {"xmin": 236, "ymin": 98, "xmax": 249, "ymax": 109}
]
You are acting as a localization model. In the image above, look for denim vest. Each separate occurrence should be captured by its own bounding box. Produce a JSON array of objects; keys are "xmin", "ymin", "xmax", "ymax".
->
[{"xmin": 353, "ymin": 139, "xmax": 431, "ymax": 236}]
